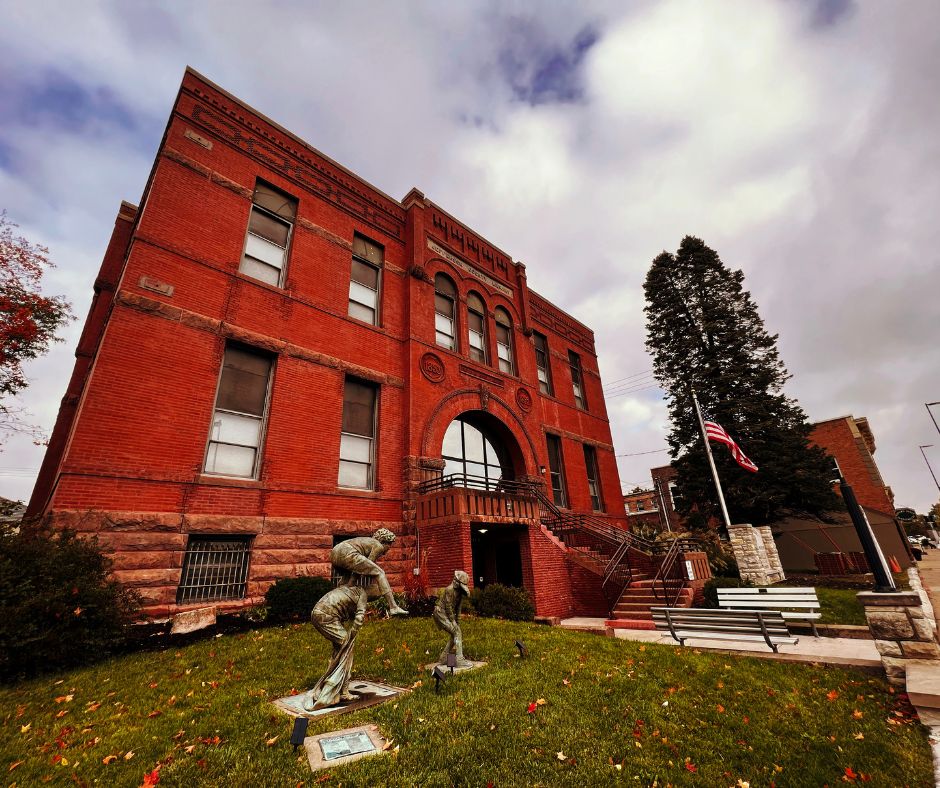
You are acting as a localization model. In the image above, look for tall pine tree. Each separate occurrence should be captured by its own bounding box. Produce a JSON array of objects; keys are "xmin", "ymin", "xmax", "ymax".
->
[{"xmin": 644, "ymin": 236, "xmax": 840, "ymax": 529}]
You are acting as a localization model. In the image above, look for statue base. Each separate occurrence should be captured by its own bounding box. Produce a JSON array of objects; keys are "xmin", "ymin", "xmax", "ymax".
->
[
  {"xmin": 423, "ymin": 660, "xmax": 487, "ymax": 674},
  {"xmin": 272, "ymin": 680, "xmax": 408, "ymax": 719}
]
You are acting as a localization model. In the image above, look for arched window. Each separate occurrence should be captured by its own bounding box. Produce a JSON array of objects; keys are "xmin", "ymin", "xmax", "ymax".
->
[
  {"xmin": 434, "ymin": 274, "xmax": 457, "ymax": 350},
  {"xmin": 442, "ymin": 416, "xmax": 509, "ymax": 485},
  {"xmin": 467, "ymin": 292, "xmax": 487, "ymax": 364},
  {"xmin": 494, "ymin": 307, "xmax": 514, "ymax": 375}
]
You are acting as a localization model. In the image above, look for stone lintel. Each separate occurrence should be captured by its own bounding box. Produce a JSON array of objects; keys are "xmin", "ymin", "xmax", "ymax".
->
[{"xmin": 858, "ymin": 591, "xmax": 921, "ymax": 607}]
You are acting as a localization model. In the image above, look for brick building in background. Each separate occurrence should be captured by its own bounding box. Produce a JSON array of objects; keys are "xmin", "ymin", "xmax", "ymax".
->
[
  {"xmin": 27, "ymin": 69, "xmax": 627, "ymax": 620},
  {"xmin": 808, "ymin": 415, "xmax": 895, "ymax": 516}
]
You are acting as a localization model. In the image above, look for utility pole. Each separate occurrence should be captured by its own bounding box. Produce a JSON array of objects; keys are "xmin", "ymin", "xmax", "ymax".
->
[
  {"xmin": 927, "ymin": 402, "xmax": 940, "ymax": 437},
  {"xmin": 920, "ymin": 444, "xmax": 940, "ymax": 493}
]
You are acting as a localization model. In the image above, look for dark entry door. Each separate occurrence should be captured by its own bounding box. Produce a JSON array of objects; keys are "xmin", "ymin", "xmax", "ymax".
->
[{"xmin": 471, "ymin": 526, "xmax": 523, "ymax": 588}]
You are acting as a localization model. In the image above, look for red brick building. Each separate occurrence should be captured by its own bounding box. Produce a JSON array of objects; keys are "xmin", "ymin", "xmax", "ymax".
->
[
  {"xmin": 27, "ymin": 69, "xmax": 626, "ymax": 620},
  {"xmin": 809, "ymin": 415, "xmax": 895, "ymax": 517},
  {"xmin": 622, "ymin": 488, "xmax": 662, "ymax": 531}
]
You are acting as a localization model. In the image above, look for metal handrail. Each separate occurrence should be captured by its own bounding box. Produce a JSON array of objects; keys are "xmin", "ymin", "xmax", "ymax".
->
[
  {"xmin": 652, "ymin": 537, "xmax": 702, "ymax": 607},
  {"xmin": 416, "ymin": 473, "xmax": 533, "ymax": 496}
]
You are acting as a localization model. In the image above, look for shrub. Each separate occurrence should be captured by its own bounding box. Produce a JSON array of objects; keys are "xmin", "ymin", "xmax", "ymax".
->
[
  {"xmin": 701, "ymin": 576, "xmax": 752, "ymax": 608},
  {"xmin": 469, "ymin": 584, "xmax": 534, "ymax": 621},
  {"xmin": 401, "ymin": 564, "xmax": 436, "ymax": 617},
  {"xmin": 265, "ymin": 575, "xmax": 333, "ymax": 622},
  {"xmin": 0, "ymin": 524, "xmax": 140, "ymax": 681}
]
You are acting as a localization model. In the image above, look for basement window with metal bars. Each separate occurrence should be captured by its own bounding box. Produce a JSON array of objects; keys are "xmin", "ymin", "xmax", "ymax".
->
[{"xmin": 176, "ymin": 536, "xmax": 253, "ymax": 605}]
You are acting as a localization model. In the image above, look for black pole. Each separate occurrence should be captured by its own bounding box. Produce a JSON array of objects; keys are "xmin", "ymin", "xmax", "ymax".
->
[{"xmin": 832, "ymin": 460, "xmax": 896, "ymax": 592}]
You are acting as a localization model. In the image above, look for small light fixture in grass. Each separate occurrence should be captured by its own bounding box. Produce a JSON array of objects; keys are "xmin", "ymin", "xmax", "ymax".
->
[
  {"xmin": 290, "ymin": 717, "xmax": 309, "ymax": 752},
  {"xmin": 446, "ymin": 651, "xmax": 457, "ymax": 673},
  {"xmin": 432, "ymin": 665, "xmax": 448, "ymax": 693},
  {"xmin": 515, "ymin": 640, "xmax": 528, "ymax": 658}
]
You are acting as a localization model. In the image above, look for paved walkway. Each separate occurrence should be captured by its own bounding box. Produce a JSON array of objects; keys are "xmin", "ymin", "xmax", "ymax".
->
[
  {"xmin": 559, "ymin": 617, "xmax": 882, "ymax": 669},
  {"xmin": 913, "ymin": 549, "xmax": 940, "ymax": 629}
]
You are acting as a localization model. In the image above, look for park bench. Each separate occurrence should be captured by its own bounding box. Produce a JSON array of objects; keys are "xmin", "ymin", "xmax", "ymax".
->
[
  {"xmin": 651, "ymin": 607, "xmax": 799, "ymax": 653},
  {"xmin": 717, "ymin": 586, "xmax": 822, "ymax": 637}
]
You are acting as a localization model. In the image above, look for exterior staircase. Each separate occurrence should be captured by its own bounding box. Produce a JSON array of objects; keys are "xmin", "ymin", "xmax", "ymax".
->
[{"xmin": 608, "ymin": 579, "xmax": 695, "ymax": 630}]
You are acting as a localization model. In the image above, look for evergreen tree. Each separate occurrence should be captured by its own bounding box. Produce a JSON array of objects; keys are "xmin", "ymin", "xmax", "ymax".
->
[{"xmin": 643, "ymin": 236, "xmax": 840, "ymax": 529}]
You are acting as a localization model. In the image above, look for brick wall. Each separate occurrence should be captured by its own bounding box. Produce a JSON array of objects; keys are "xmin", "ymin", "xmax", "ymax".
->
[
  {"xmin": 28, "ymin": 68, "xmax": 626, "ymax": 619},
  {"xmin": 809, "ymin": 416, "xmax": 894, "ymax": 516}
]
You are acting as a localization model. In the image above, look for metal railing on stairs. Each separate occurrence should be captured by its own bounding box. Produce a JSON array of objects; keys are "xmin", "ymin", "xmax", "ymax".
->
[
  {"xmin": 415, "ymin": 473, "xmax": 700, "ymax": 615},
  {"xmin": 652, "ymin": 538, "xmax": 701, "ymax": 607}
]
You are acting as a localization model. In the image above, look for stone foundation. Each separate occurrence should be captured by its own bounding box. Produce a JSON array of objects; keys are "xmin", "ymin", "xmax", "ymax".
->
[
  {"xmin": 728, "ymin": 523, "xmax": 785, "ymax": 585},
  {"xmin": 859, "ymin": 591, "xmax": 940, "ymax": 685}
]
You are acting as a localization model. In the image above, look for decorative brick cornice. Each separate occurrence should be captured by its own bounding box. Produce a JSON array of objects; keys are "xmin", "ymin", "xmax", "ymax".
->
[{"xmin": 114, "ymin": 289, "xmax": 404, "ymax": 387}]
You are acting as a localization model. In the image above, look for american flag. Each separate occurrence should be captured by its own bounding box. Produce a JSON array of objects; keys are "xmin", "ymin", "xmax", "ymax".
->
[{"xmin": 704, "ymin": 421, "xmax": 758, "ymax": 473}]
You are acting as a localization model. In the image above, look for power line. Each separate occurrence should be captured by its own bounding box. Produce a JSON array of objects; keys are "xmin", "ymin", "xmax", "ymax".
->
[
  {"xmin": 616, "ymin": 448, "xmax": 668, "ymax": 457},
  {"xmin": 604, "ymin": 375, "xmax": 657, "ymax": 395},
  {"xmin": 603, "ymin": 368, "xmax": 654, "ymax": 388},
  {"xmin": 604, "ymin": 384, "xmax": 661, "ymax": 400}
]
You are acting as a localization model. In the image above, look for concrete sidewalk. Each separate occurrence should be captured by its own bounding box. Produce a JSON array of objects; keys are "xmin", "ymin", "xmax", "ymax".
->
[{"xmin": 559, "ymin": 616, "xmax": 882, "ymax": 669}]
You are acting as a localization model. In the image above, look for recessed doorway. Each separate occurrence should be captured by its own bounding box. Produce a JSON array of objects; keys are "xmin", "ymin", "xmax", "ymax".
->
[{"xmin": 471, "ymin": 524, "xmax": 524, "ymax": 589}]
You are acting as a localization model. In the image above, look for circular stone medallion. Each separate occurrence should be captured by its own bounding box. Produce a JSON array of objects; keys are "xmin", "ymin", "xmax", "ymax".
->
[{"xmin": 420, "ymin": 352, "xmax": 446, "ymax": 383}]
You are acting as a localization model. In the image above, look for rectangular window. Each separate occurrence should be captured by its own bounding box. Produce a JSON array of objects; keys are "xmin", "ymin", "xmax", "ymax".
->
[
  {"xmin": 533, "ymin": 333, "xmax": 553, "ymax": 396},
  {"xmin": 339, "ymin": 377, "xmax": 377, "ymax": 489},
  {"xmin": 204, "ymin": 345, "xmax": 273, "ymax": 478},
  {"xmin": 568, "ymin": 350, "xmax": 586, "ymax": 409},
  {"xmin": 177, "ymin": 535, "xmax": 252, "ymax": 604},
  {"xmin": 546, "ymin": 433, "xmax": 567, "ymax": 508},
  {"xmin": 348, "ymin": 234, "xmax": 383, "ymax": 325},
  {"xmin": 583, "ymin": 444, "xmax": 603, "ymax": 512},
  {"xmin": 239, "ymin": 181, "xmax": 297, "ymax": 287},
  {"xmin": 495, "ymin": 321, "xmax": 513, "ymax": 374}
]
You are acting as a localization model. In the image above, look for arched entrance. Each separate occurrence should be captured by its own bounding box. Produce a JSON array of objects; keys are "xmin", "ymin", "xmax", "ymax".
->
[
  {"xmin": 438, "ymin": 411, "xmax": 527, "ymax": 589},
  {"xmin": 441, "ymin": 411, "xmax": 520, "ymax": 484}
]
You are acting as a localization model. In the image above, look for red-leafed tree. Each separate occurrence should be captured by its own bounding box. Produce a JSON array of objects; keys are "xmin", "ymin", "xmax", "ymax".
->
[{"xmin": 0, "ymin": 211, "xmax": 73, "ymax": 441}]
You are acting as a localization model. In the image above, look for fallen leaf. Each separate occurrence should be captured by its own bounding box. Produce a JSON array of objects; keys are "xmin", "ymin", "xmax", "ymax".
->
[
  {"xmin": 556, "ymin": 751, "xmax": 567, "ymax": 760},
  {"xmin": 73, "ymin": 607, "xmax": 83, "ymax": 616},
  {"xmin": 527, "ymin": 702, "xmax": 537, "ymax": 714},
  {"xmin": 382, "ymin": 739, "xmax": 394, "ymax": 751},
  {"xmin": 9, "ymin": 761, "xmax": 23, "ymax": 772},
  {"xmin": 536, "ymin": 698, "xmax": 547, "ymax": 706},
  {"xmin": 149, "ymin": 682, "xmax": 158, "ymax": 689},
  {"xmin": 410, "ymin": 680, "xmax": 423, "ymax": 689},
  {"xmin": 265, "ymin": 736, "xmax": 278, "ymax": 746},
  {"xmin": 171, "ymin": 730, "xmax": 186, "ymax": 742},
  {"xmin": 852, "ymin": 709, "xmax": 863, "ymax": 719},
  {"xmin": 717, "ymin": 704, "xmax": 725, "ymax": 713},
  {"xmin": 685, "ymin": 761, "xmax": 697, "ymax": 772},
  {"xmin": 562, "ymin": 678, "xmax": 570, "ymax": 686},
  {"xmin": 844, "ymin": 766, "xmax": 858, "ymax": 781},
  {"xmin": 103, "ymin": 755, "xmax": 118, "ymax": 765},
  {"xmin": 55, "ymin": 710, "xmax": 69, "ymax": 718},
  {"xmin": 54, "ymin": 695, "xmax": 74, "ymax": 704},
  {"xmin": 147, "ymin": 710, "xmax": 162, "ymax": 719},
  {"xmin": 184, "ymin": 746, "xmax": 196, "ymax": 754},
  {"xmin": 86, "ymin": 702, "xmax": 101, "ymax": 712},
  {"xmin": 375, "ymin": 647, "xmax": 384, "ymax": 655},
  {"xmin": 125, "ymin": 750, "xmax": 136, "ymax": 760},
  {"xmin": 20, "ymin": 723, "xmax": 30, "ymax": 733},
  {"xmin": 142, "ymin": 768, "xmax": 161, "ymax": 786},
  {"xmin": 827, "ymin": 690, "xmax": 839, "ymax": 702},
  {"xmin": 854, "ymin": 733, "xmax": 864, "ymax": 740}
]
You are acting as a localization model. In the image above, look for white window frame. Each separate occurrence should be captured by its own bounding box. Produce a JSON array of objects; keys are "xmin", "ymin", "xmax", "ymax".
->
[{"xmin": 338, "ymin": 378, "xmax": 378, "ymax": 490}]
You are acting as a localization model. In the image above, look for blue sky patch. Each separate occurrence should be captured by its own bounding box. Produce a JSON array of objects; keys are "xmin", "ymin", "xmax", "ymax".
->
[{"xmin": 498, "ymin": 23, "xmax": 599, "ymax": 106}]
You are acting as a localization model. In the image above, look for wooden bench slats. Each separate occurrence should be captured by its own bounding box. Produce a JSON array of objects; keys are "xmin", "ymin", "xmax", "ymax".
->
[
  {"xmin": 720, "ymin": 587, "xmax": 816, "ymax": 594},
  {"xmin": 671, "ymin": 631, "xmax": 798, "ymax": 645},
  {"xmin": 717, "ymin": 587, "xmax": 822, "ymax": 636},
  {"xmin": 651, "ymin": 606, "xmax": 798, "ymax": 652}
]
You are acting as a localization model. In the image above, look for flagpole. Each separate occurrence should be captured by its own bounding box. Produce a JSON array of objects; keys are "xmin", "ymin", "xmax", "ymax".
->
[{"xmin": 691, "ymin": 387, "xmax": 733, "ymax": 531}]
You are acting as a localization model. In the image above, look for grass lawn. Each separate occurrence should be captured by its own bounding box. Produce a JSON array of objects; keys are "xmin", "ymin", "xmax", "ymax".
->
[
  {"xmin": 815, "ymin": 587, "xmax": 867, "ymax": 626},
  {"xmin": 0, "ymin": 617, "xmax": 932, "ymax": 786}
]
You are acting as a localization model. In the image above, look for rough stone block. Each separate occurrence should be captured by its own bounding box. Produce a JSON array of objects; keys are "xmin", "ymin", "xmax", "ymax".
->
[
  {"xmin": 182, "ymin": 514, "xmax": 262, "ymax": 533},
  {"xmin": 901, "ymin": 641, "xmax": 940, "ymax": 660},
  {"xmin": 170, "ymin": 606, "xmax": 217, "ymax": 635},
  {"xmin": 912, "ymin": 618, "xmax": 938, "ymax": 642},
  {"xmin": 866, "ymin": 611, "xmax": 915, "ymax": 640},
  {"xmin": 874, "ymin": 639, "xmax": 903, "ymax": 658}
]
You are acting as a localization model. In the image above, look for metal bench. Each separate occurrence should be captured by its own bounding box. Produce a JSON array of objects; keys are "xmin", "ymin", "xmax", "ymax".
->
[
  {"xmin": 651, "ymin": 607, "xmax": 799, "ymax": 653},
  {"xmin": 717, "ymin": 586, "xmax": 822, "ymax": 637}
]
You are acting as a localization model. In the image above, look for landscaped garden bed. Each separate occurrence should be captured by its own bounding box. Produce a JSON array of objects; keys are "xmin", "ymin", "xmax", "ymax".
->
[{"xmin": 0, "ymin": 617, "xmax": 932, "ymax": 785}]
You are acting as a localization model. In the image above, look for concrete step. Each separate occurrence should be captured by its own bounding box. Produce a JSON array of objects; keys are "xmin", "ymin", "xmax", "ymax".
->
[
  {"xmin": 605, "ymin": 618, "xmax": 657, "ymax": 630},
  {"xmin": 906, "ymin": 661, "xmax": 940, "ymax": 710}
]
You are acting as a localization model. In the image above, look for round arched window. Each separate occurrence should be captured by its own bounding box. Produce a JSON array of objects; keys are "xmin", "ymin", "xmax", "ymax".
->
[
  {"xmin": 441, "ymin": 416, "xmax": 509, "ymax": 486},
  {"xmin": 434, "ymin": 274, "xmax": 457, "ymax": 350},
  {"xmin": 467, "ymin": 292, "xmax": 487, "ymax": 364},
  {"xmin": 494, "ymin": 307, "xmax": 514, "ymax": 375}
]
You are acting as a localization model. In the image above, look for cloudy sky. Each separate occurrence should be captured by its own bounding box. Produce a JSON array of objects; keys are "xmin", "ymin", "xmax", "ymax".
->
[{"xmin": 1, "ymin": 0, "xmax": 938, "ymax": 512}]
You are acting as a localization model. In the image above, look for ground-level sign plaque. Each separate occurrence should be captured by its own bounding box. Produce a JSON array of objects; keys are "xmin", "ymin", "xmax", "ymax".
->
[
  {"xmin": 304, "ymin": 724, "xmax": 389, "ymax": 772},
  {"xmin": 319, "ymin": 730, "xmax": 376, "ymax": 761}
]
